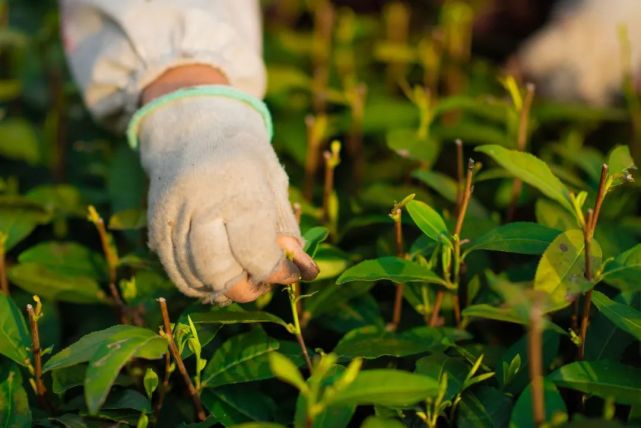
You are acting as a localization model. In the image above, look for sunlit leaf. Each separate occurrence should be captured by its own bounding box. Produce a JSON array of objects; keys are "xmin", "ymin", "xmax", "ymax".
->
[
  {"xmin": 534, "ymin": 230, "xmax": 601, "ymax": 312},
  {"xmin": 336, "ymin": 257, "xmax": 446, "ymax": 286},
  {"xmin": 475, "ymin": 145, "xmax": 573, "ymax": 213},
  {"xmin": 328, "ymin": 369, "xmax": 438, "ymax": 407},
  {"xmin": 406, "ymin": 200, "xmax": 452, "ymax": 245},
  {"xmin": 464, "ymin": 222, "xmax": 561, "ymax": 256}
]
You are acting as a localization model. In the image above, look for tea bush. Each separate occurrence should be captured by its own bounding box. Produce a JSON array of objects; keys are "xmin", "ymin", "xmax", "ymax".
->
[{"xmin": 1, "ymin": 1, "xmax": 640, "ymax": 427}]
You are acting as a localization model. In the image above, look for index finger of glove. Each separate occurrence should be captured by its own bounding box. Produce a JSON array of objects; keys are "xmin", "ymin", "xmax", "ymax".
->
[{"xmin": 276, "ymin": 235, "xmax": 319, "ymax": 281}]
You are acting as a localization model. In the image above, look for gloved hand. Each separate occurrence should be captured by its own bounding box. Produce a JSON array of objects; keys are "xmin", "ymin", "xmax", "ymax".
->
[{"xmin": 136, "ymin": 90, "xmax": 318, "ymax": 304}]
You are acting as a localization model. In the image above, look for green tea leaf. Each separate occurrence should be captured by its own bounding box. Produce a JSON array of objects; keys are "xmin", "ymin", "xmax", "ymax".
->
[
  {"xmin": 44, "ymin": 325, "xmax": 164, "ymax": 372},
  {"xmin": 0, "ymin": 294, "xmax": 30, "ymax": 367},
  {"xmin": 190, "ymin": 310, "xmax": 289, "ymax": 330},
  {"xmin": 534, "ymin": 230, "xmax": 601, "ymax": 312},
  {"xmin": 102, "ymin": 389, "xmax": 151, "ymax": 413},
  {"xmin": 328, "ymin": 369, "xmax": 438, "ymax": 407},
  {"xmin": 361, "ymin": 416, "xmax": 405, "ymax": 428},
  {"xmin": 591, "ymin": 291, "xmax": 641, "ymax": 341},
  {"xmin": 294, "ymin": 364, "xmax": 354, "ymax": 428},
  {"xmin": 510, "ymin": 380, "xmax": 566, "ymax": 428},
  {"xmin": 25, "ymin": 185, "xmax": 85, "ymax": 218},
  {"xmin": 0, "ymin": 361, "xmax": 31, "ymax": 428},
  {"xmin": 334, "ymin": 326, "xmax": 459, "ymax": 359},
  {"xmin": 406, "ymin": 200, "xmax": 452, "ymax": 245},
  {"xmin": 304, "ymin": 283, "xmax": 373, "ymax": 321},
  {"xmin": 585, "ymin": 294, "xmax": 638, "ymax": 361},
  {"xmin": 548, "ymin": 361, "xmax": 641, "ymax": 404},
  {"xmin": 17, "ymin": 241, "xmax": 107, "ymax": 280},
  {"xmin": 84, "ymin": 330, "xmax": 167, "ymax": 414},
  {"xmin": 51, "ymin": 364, "xmax": 85, "ymax": 396},
  {"xmin": 535, "ymin": 199, "xmax": 577, "ymax": 231},
  {"xmin": 457, "ymin": 386, "xmax": 513, "ymax": 428},
  {"xmin": 143, "ymin": 368, "xmax": 159, "ymax": 399},
  {"xmin": 415, "ymin": 353, "xmax": 468, "ymax": 400},
  {"xmin": 108, "ymin": 209, "xmax": 147, "ymax": 230},
  {"xmin": 201, "ymin": 329, "xmax": 279, "ymax": 388},
  {"xmin": 269, "ymin": 352, "xmax": 307, "ymax": 392},
  {"xmin": 0, "ymin": 118, "xmax": 39, "ymax": 165},
  {"xmin": 464, "ymin": 222, "xmax": 561, "ymax": 256},
  {"xmin": 303, "ymin": 227, "xmax": 329, "ymax": 259},
  {"xmin": 336, "ymin": 257, "xmax": 446, "ymax": 286},
  {"xmin": 313, "ymin": 245, "xmax": 351, "ymax": 281},
  {"xmin": 496, "ymin": 332, "xmax": 560, "ymax": 395},
  {"xmin": 0, "ymin": 196, "xmax": 51, "ymax": 251},
  {"xmin": 9, "ymin": 262, "xmax": 108, "ymax": 304},
  {"xmin": 202, "ymin": 385, "xmax": 277, "ymax": 426},
  {"xmin": 607, "ymin": 145, "xmax": 635, "ymax": 183},
  {"xmin": 387, "ymin": 128, "xmax": 439, "ymax": 164},
  {"xmin": 475, "ymin": 145, "xmax": 573, "ymax": 213},
  {"xmin": 462, "ymin": 304, "xmax": 566, "ymax": 335},
  {"xmin": 462, "ymin": 304, "xmax": 527, "ymax": 325},
  {"xmin": 602, "ymin": 244, "xmax": 641, "ymax": 292}
]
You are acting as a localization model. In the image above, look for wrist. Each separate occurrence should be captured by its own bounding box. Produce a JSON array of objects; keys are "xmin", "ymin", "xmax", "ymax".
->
[{"xmin": 142, "ymin": 65, "xmax": 229, "ymax": 104}]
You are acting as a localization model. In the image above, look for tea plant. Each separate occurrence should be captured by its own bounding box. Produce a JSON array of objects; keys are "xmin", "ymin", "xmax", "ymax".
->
[{"xmin": 1, "ymin": 0, "xmax": 641, "ymax": 427}]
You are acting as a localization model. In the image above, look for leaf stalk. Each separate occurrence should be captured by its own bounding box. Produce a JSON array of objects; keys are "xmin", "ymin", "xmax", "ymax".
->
[{"xmin": 157, "ymin": 298, "xmax": 206, "ymax": 421}]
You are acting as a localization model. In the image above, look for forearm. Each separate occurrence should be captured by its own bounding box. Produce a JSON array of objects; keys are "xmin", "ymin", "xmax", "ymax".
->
[
  {"xmin": 60, "ymin": 0, "xmax": 265, "ymax": 129},
  {"xmin": 142, "ymin": 65, "xmax": 229, "ymax": 104}
]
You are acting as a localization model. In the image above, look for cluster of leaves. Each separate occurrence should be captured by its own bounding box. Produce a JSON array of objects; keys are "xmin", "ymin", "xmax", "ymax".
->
[{"xmin": 1, "ymin": 0, "xmax": 641, "ymax": 427}]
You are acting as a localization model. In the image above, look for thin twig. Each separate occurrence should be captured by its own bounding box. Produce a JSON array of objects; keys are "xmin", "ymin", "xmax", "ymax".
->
[
  {"xmin": 528, "ymin": 296, "xmax": 545, "ymax": 426},
  {"xmin": 311, "ymin": 0, "xmax": 334, "ymax": 113},
  {"xmin": 590, "ymin": 164, "xmax": 609, "ymax": 232},
  {"xmin": 432, "ymin": 159, "xmax": 474, "ymax": 327},
  {"xmin": 157, "ymin": 298, "xmax": 206, "ymax": 421},
  {"xmin": 303, "ymin": 115, "xmax": 324, "ymax": 201},
  {"xmin": 288, "ymin": 284, "xmax": 313, "ymax": 373},
  {"xmin": 507, "ymin": 83, "xmax": 536, "ymax": 221},
  {"xmin": 578, "ymin": 210, "xmax": 594, "ymax": 361},
  {"xmin": 322, "ymin": 142, "xmax": 341, "ymax": 228},
  {"xmin": 154, "ymin": 352, "xmax": 172, "ymax": 417},
  {"xmin": 579, "ymin": 165, "xmax": 610, "ymax": 360},
  {"xmin": 27, "ymin": 304, "xmax": 51, "ymax": 412},
  {"xmin": 389, "ymin": 208, "xmax": 405, "ymax": 331},
  {"xmin": 428, "ymin": 290, "xmax": 445, "ymax": 327},
  {"xmin": 455, "ymin": 139, "xmax": 464, "ymax": 209},
  {"xmin": 322, "ymin": 151, "xmax": 334, "ymax": 223},
  {"xmin": 454, "ymin": 160, "xmax": 474, "ymax": 237},
  {"xmin": 88, "ymin": 207, "xmax": 126, "ymax": 323},
  {"xmin": 452, "ymin": 295, "xmax": 462, "ymax": 327},
  {"xmin": 517, "ymin": 84, "xmax": 536, "ymax": 152},
  {"xmin": 347, "ymin": 83, "xmax": 367, "ymax": 191}
]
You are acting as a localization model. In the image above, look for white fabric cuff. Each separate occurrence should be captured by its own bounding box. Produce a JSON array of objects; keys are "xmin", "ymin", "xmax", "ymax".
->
[{"xmin": 60, "ymin": 0, "xmax": 266, "ymax": 130}]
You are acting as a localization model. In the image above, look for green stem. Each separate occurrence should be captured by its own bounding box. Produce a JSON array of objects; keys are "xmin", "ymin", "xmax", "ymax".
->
[
  {"xmin": 157, "ymin": 298, "xmax": 206, "ymax": 421},
  {"xmin": 289, "ymin": 284, "xmax": 313, "ymax": 373}
]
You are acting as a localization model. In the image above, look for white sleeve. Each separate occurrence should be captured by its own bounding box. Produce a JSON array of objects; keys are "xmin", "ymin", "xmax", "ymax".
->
[{"xmin": 59, "ymin": 0, "xmax": 266, "ymax": 130}]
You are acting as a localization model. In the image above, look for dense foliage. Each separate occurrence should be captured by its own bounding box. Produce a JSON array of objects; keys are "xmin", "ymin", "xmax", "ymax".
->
[{"xmin": 1, "ymin": 1, "xmax": 640, "ymax": 427}]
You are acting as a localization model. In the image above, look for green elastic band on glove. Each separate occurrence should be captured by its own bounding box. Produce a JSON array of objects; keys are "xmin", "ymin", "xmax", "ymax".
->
[{"xmin": 126, "ymin": 85, "xmax": 273, "ymax": 149}]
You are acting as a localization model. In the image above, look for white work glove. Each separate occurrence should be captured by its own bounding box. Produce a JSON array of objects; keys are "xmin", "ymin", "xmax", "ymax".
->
[
  {"xmin": 515, "ymin": 0, "xmax": 641, "ymax": 105},
  {"xmin": 137, "ymin": 93, "xmax": 318, "ymax": 304}
]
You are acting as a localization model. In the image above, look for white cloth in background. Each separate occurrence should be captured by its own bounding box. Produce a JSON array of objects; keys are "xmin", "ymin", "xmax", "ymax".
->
[
  {"xmin": 59, "ymin": 0, "xmax": 266, "ymax": 129},
  {"xmin": 518, "ymin": 0, "xmax": 641, "ymax": 105}
]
